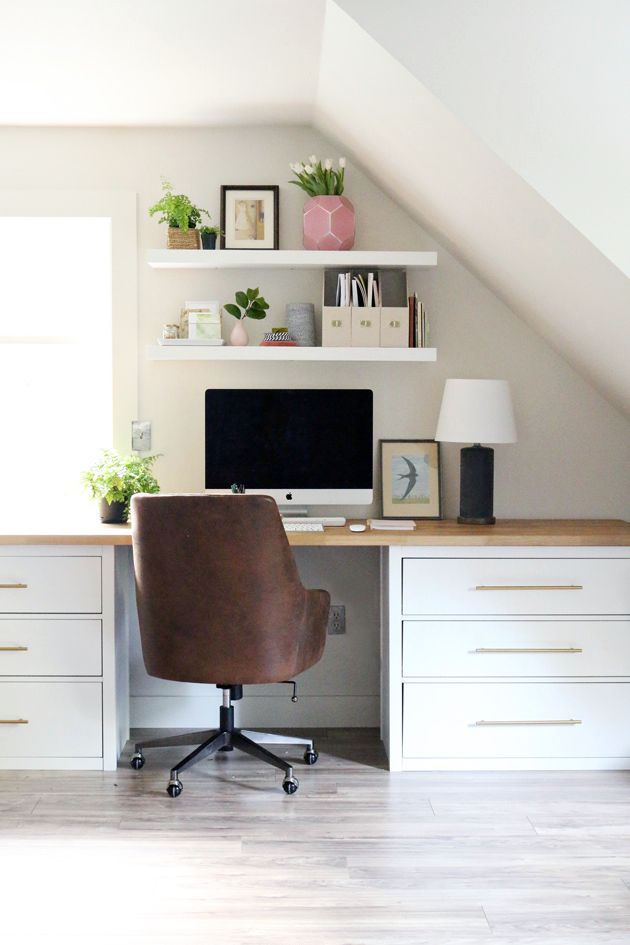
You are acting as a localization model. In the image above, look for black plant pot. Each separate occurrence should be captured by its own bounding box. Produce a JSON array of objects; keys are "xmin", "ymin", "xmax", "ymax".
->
[
  {"xmin": 201, "ymin": 232, "xmax": 217, "ymax": 249},
  {"xmin": 99, "ymin": 499, "xmax": 128, "ymax": 524}
]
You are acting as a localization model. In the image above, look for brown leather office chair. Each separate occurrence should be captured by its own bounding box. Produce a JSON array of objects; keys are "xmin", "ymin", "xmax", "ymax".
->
[{"xmin": 129, "ymin": 493, "xmax": 330, "ymax": 795}]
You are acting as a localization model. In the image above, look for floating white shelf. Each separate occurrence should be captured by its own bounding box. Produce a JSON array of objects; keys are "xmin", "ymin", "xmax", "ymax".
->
[
  {"xmin": 148, "ymin": 345, "xmax": 437, "ymax": 363},
  {"xmin": 147, "ymin": 249, "xmax": 437, "ymax": 270}
]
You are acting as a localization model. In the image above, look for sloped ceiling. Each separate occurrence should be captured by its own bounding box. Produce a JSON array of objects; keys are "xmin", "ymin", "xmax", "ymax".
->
[
  {"xmin": 337, "ymin": 0, "xmax": 630, "ymax": 278},
  {"xmin": 315, "ymin": 3, "xmax": 630, "ymax": 417}
]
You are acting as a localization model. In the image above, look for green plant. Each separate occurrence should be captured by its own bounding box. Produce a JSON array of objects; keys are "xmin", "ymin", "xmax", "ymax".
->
[
  {"xmin": 223, "ymin": 288, "xmax": 269, "ymax": 321},
  {"xmin": 148, "ymin": 178, "xmax": 209, "ymax": 231},
  {"xmin": 82, "ymin": 449, "xmax": 161, "ymax": 520},
  {"xmin": 289, "ymin": 155, "xmax": 346, "ymax": 196},
  {"xmin": 199, "ymin": 224, "xmax": 223, "ymax": 236}
]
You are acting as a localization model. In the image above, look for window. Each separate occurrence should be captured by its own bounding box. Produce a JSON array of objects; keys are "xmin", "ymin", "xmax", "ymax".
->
[{"xmin": 0, "ymin": 217, "xmax": 113, "ymax": 508}]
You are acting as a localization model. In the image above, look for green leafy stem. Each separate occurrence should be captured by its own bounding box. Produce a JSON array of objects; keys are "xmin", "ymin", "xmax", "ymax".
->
[{"xmin": 224, "ymin": 288, "xmax": 269, "ymax": 321}]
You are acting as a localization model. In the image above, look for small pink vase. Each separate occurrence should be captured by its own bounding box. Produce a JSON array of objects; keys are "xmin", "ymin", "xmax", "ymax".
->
[
  {"xmin": 230, "ymin": 319, "xmax": 249, "ymax": 346},
  {"xmin": 303, "ymin": 195, "xmax": 355, "ymax": 251}
]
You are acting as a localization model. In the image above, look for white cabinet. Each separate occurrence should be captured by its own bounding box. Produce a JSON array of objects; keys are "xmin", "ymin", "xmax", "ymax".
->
[
  {"xmin": 0, "ymin": 546, "xmax": 126, "ymax": 770},
  {"xmin": 403, "ymin": 682, "xmax": 630, "ymax": 761},
  {"xmin": 0, "ymin": 682, "xmax": 102, "ymax": 757},
  {"xmin": 0, "ymin": 619, "xmax": 102, "ymax": 675},
  {"xmin": 384, "ymin": 547, "xmax": 630, "ymax": 771},
  {"xmin": 0, "ymin": 555, "xmax": 102, "ymax": 613},
  {"xmin": 402, "ymin": 557, "xmax": 630, "ymax": 616}
]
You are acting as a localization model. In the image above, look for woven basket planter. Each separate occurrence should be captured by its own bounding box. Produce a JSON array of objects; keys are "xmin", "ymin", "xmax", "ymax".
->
[{"xmin": 167, "ymin": 227, "xmax": 201, "ymax": 250}]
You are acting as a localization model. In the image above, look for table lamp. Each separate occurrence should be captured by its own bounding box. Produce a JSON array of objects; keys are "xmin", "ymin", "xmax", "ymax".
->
[{"xmin": 435, "ymin": 379, "xmax": 517, "ymax": 525}]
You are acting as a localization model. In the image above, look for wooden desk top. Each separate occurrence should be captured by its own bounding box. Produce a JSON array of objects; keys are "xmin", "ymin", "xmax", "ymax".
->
[{"xmin": 0, "ymin": 518, "xmax": 628, "ymax": 547}]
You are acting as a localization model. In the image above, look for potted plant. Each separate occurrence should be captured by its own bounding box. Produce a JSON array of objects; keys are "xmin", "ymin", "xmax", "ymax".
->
[
  {"xmin": 199, "ymin": 224, "xmax": 223, "ymax": 250},
  {"xmin": 149, "ymin": 178, "xmax": 209, "ymax": 249},
  {"xmin": 289, "ymin": 155, "xmax": 354, "ymax": 251},
  {"xmin": 223, "ymin": 288, "xmax": 269, "ymax": 346},
  {"xmin": 82, "ymin": 449, "xmax": 161, "ymax": 524}
]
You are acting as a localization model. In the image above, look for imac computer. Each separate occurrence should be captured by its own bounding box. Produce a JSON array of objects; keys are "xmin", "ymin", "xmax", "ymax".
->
[{"xmin": 205, "ymin": 388, "xmax": 373, "ymax": 515}]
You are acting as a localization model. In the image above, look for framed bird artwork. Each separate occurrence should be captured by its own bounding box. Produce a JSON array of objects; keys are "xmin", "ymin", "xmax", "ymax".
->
[{"xmin": 380, "ymin": 439, "xmax": 442, "ymax": 519}]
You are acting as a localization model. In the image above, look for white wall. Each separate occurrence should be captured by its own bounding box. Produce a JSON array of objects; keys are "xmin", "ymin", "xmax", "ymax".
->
[
  {"xmin": 3, "ymin": 124, "xmax": 628, "ymax": 726},
  {"xmin": 336, "ymin": 0, "xmax": 630, "ymax": 277}
]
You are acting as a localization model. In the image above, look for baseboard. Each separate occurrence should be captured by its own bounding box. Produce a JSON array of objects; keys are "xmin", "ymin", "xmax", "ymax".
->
[{"xmin": 130, "ymin": 694, "xmax": 379, "ymax": 728}]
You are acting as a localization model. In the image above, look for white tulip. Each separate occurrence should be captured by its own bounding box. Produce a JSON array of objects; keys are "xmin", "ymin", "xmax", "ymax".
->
[
  {"xmin": 289, "ymin": 163, "xmax": 298, "ymax": 172},
  {"xmin": 324, "ymin": 158, "xmax": 333, "ymax": 170},
  {"xmin": 309, "ymin": 154, "xmax": 318, "ymax": 164},
  {"xmin": 304, "ymin": 164, "xmax": 314, "ymax": 174},
  {"xmin": 339, "ymin": 157, "xmax": 346, "ymax": 168}
]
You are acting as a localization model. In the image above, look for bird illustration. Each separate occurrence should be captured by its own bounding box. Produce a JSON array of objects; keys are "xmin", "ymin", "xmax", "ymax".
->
[{"xmin": 397, "ymin": 456, "xmax": 418, "ymax": 499}]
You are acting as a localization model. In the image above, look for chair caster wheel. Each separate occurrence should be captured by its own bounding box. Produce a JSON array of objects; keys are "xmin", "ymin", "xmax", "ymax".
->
[
  {"xmin": 282, "ymin": 776, "xmax": 299, "ymax": 795},
  {"xmin": 303, "ymin": 749, "xmax": 318, "ymax": 765},
  {"xmin": 166, "ymin": 779, "xmax": 183, "ymax": 798},
  {"xmin": 130, "ymin": 752, "xmax": 145, "ymax": 770}
]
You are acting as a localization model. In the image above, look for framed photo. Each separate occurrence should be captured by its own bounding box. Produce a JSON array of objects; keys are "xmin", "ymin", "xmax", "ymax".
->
[
  {"xmin": 380, "ymin": 439, "xmax": 442, "ymax": 519},
  {"xmin": 220, "ymin": 185, "xmax": 279, "ymax": 250}
]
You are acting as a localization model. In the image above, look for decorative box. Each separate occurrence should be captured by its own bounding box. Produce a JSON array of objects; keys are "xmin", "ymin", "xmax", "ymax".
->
[{"xmin": 188, "ymin": 312, "xmax": 222, "ymax": 341}]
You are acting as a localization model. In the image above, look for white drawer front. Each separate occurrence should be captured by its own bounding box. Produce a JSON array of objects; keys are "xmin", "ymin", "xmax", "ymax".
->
[
  {"xmin": 0, "ymin": 556, "xmax": 101, "ymax": 613},
  {"xmin": 403, "ymin": 682, "xmax": 630, "ymax": 758},
  {"xmin": 402, "ymin": 558, "xmax": 630, "ymax": 616},
  {"xmin": 0, "ymin": 619, "xmax": 102, "ymax": 676},
  {"xmin": 0, "ymin": 682, "xmax": 102, "ymax": 757},
  {"xmin": 402, "ymin": 620, "xmax": 630, "ymax": 678}
]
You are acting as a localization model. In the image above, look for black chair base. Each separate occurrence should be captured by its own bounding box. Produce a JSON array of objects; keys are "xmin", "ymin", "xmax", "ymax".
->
[{"xmin": 130, "ymin": 691, "xmax": 318, "ymax": 796}]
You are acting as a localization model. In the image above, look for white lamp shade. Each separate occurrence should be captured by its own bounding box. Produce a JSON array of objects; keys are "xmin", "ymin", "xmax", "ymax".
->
[{"xmin": 435, "ymin": 379, "xmax": 517, "ymax": 444}]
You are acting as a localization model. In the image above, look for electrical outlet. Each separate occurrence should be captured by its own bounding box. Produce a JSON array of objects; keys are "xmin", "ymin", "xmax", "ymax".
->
[
  {"xmin": 132, "ymin": 420, "xmax": 152, "ymax": 452},
  {"xmin": 328, "ymin": 604, "xmax": 346, "ymax": 635}
]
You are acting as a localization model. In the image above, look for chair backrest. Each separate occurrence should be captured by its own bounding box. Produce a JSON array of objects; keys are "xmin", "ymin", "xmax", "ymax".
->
[{"xmin": 131, "ymin": 494, "xmax": 310, "ymax": 685}]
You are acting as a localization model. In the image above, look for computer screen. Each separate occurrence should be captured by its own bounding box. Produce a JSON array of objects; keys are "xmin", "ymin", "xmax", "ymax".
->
[{"xmin": 205, "ymin": 388, "xmax": 373, "ymax": 505}]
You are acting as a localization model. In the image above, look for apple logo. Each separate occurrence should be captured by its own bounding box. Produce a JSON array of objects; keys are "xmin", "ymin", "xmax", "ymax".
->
[{"xmin": 285, "ymin": 492, "xmax": 293, "ymax": 501}]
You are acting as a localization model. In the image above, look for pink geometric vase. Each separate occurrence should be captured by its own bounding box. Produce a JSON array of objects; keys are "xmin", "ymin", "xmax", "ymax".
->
[{"xmin": 303, "ymin": 195, "xmax": 355, "ymax": 251}]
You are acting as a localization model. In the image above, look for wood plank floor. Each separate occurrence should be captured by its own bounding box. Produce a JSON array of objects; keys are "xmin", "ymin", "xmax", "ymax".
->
[{"xmin": 3, "ymin": 728, "xmax": 630, "ymax": 944}]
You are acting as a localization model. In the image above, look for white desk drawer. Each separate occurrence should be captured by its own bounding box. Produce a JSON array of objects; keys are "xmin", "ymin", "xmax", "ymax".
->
[
  {"xmin": 402, "ymin": 620, "xmax": 630, "ymax": 678},
  {"xmin": 403, "ymin": 681, "xmax": 630, "ymax": 758},
  {"xmin": 0, "ymin": 682, "xmax": 102, "ymax": 757},
  {"xmin": 402, "ymin": 558, "xmax": 630, "ymax": 616},
  {"xmin": 0, "ymin": 619, "xmax": 102, "ymax": 676},
  {"xmin": 0, "ymin": 556, "xmax": 101, "ymax": 613}
]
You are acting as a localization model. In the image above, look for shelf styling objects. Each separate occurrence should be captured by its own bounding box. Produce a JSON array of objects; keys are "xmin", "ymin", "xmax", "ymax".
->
[
  {"xmin": 82, "ymin": 449, "xmax": 160, "ymax": 524},
  {"xmin": 223, "ymin": 287, "xmax": 269, "ymax": 346},
  {"xmin": 220, "ymin": 185, "xmax": 279, "ymax": 250},
  {"xmin": 260, "ymin": 328, "xmax": 297, "ymax": 347},
  {"xmin": 435, "ymin": 379, "xmax": 517, "ymax": 526},
  {"xmin": 380, "ymin": 440, "xmax": 442, "ymax": 520},
  {"xmin": 290, "ymin": 156, "xmax": 355, "ymax": 251},
  {"xmin": 286, "ymin": 302, "xmax": 316, "ymax": 346},
  {"xmin": 199, "ymin": 225, "xmax": 222, "ymax": 250},
  {"xmin": 148, "ymin": 178, "xmax": 209, "ymax": 250}
]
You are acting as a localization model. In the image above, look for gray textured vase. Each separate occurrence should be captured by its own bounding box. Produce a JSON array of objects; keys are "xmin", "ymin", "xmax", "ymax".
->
[{"xmin": 286, "ymin": 302, "xmax": 316, "ymax": 347}]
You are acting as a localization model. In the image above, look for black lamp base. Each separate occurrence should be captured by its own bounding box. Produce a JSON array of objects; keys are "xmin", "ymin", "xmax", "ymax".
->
[{"xmin": 458, "ymin": 445, "xmax": 496, "ymax": 525}]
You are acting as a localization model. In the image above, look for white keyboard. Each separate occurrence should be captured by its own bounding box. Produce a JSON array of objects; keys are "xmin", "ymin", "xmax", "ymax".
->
[{"xmin": 283, "ymin": 522, "xmax": 325, "ymax": 533}]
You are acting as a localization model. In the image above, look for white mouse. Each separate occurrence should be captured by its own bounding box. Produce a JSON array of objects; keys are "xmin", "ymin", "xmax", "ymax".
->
[{"xmin": 349, "ymin": 523, "xmax": 367, "ymax": 532}]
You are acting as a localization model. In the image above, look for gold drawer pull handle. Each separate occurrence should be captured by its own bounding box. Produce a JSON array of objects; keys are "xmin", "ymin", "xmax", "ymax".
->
[
  {"xmin": 474, "ymin": 584, "xmax": 583, "ymax": 591},
  {"xmin": 0, "ymin": 583, "xmax": 28, "ymax": 589},
  {"xmin": 474, "ymin": 647, "xmax": 582, "ymax": 654},
  {"xmin": 0, "ymin": 646, "xmax": 28, "ymax": 652},
  {"xmin": 475, "ymin": 719, "xmax": 582, "ymax": 727},
  {"xmin": 0, "ymin": 718, "xmax": 29, "ymax": 725},
  {"xmin": 389, "ymin": 320, "xmax": 400, "ymax": 328},
  {"xmin": 331, "ymin": 320, "xmax": 342, "ymax": 328},
  {"xmin": 360, "ymin": 319, "xmax": 372, "ymax": 327}
]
